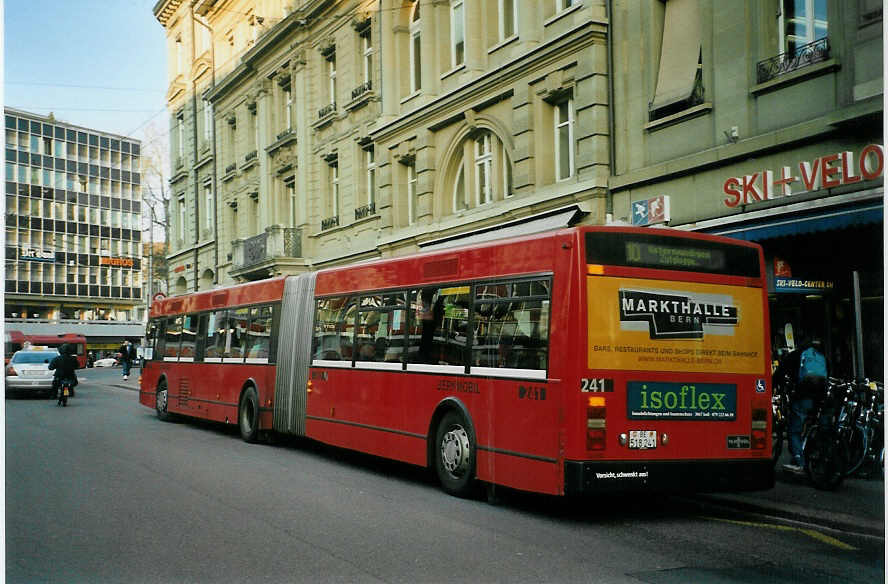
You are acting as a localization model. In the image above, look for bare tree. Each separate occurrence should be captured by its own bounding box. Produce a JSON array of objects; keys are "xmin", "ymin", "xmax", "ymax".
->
[{"xmin": 140, "ymin": 121, "xmax": 170, "ymax": 297}]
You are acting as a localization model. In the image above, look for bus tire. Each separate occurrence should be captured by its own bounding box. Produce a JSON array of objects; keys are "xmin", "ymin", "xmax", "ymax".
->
[
  {"xmin": 239, "ymin": 386, "xmax": 261, "ymax": 443},
  {"xmin": 156, "ymin": 380, "xmax": 171, "ymax": 422},
  {"xmin": 434, "ymin": 410, "xmax": 477, "ymax": 497}
]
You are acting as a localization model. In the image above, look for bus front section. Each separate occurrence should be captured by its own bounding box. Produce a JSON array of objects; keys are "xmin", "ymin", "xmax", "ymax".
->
[{"xmin": 564, "ymin": 229, "xmax": 774, "ymax": 495}]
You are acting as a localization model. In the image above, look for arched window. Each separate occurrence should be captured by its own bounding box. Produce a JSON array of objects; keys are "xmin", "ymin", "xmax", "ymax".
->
[
  {"xmin": 409, "ymin": 2, "xmax": 422, "ymax": 93},
  {"xmin": 449, "ymin": 129, "xmax": 512, "ymax": 214}
]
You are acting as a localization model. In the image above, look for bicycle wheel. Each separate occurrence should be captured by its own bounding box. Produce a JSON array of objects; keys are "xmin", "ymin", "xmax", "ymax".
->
[
  {"xmin": 844, "ymin": 424, "xmax": 868, "ymax": 476},
  {"xmin": 804, "ymin": 427, "xmax": 847, "ymax": 490}
]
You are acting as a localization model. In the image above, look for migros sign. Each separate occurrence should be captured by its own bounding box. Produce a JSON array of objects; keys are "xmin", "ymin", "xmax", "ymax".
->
[{"xmin": 722, "ymin": 144, "xmax": 884, "ymax": 208}]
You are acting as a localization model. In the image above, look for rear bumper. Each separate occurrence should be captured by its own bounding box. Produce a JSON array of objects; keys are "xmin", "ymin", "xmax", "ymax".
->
[
  {"xmin": 5, "ymin": 378, "xmax": 54, "ymax": 393},
  {"xmin": 564, "ymin": 459, "xmax": 774, "ymax": 495}
]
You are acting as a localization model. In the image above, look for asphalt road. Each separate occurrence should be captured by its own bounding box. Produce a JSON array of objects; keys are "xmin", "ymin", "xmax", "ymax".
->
[{"xmin": 6, "ymin": 369, "xmax": 884, "ymax": 583}]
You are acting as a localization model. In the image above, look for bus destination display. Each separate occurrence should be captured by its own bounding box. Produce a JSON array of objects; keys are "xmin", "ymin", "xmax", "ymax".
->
[{"xmin": 625, "ymin": 241, "xmax": 725, "ymax": 271}]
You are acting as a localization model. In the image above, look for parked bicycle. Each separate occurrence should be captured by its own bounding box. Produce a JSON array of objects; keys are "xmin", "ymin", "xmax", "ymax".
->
[{"xmin": 844, "ymin": 380, "xmax": 884, "ymax": 479}]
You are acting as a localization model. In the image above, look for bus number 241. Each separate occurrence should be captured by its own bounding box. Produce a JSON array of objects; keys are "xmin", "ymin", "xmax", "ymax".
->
[{"xmin": 581, "ymin": 378, "xmax": 614, "ymax": 392}]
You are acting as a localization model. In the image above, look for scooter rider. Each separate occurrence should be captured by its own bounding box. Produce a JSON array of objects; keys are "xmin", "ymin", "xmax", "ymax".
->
[{"xmin": 48, "ymin": 343, "xmax": 79, "ymax": 400}]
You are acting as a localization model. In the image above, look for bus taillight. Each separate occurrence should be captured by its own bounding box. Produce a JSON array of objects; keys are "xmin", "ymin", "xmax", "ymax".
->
[
  {"xmin": 751, "ymin": 407, "xmax": 767, "ymax": 450},
  {"xmin": 586, "ymin": 396, "xmax": 606, "ymax": 450}
]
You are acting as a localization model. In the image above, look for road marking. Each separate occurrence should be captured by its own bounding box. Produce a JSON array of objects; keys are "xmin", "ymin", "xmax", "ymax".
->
[{"xmin": 703, "ymin": 516, "xmax": 857, "ymax": 551}]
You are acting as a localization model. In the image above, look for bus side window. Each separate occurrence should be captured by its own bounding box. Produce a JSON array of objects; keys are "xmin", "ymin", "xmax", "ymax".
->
[
  {"xmin": 228, "ymin": 307, "xmax": 250, "ymax": 361},
  {"xmin": 164, "ymin": 316, "xmax": 182, "ymax": 359},
  {"xmin": 356, "ymin": 293, "xmax": 406, "ymax": 363},
  {"xmin": 151, "ymin": 319, "xmax": 166, "ymax": 359},
  {"xmin": 472, "ymin": 279, "xmax": 550, "ymax": 371},
  {"xmin": 246, "ymin": 305, "xmax": 273, "ymax": 360},
  {"xmin": 313, "ymin": 296, "xmax": 356, "ymax": 361},
  {"xmin": 205, "ymin": 310, "xmax": 227, "ymax": 360},
  {"xmin": 409, "ymin": 287, "xmax": 469, "ymax": 366},
  {"xmin": 195, "ymin": 313, "xmax": 209, "ymax": 362},
  {"xmin": 180, "ymin": 314, "xmax": 198, "ymax": 358}
]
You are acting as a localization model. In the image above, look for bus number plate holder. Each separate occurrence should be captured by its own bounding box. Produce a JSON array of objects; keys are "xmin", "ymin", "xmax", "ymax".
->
[{"xmin": 629, "ymin": 430, "xmax": 657, "ymax": 449}]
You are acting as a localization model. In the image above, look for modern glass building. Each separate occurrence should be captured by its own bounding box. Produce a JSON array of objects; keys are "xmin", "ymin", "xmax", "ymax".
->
[{"xmin": 4, "ymin": 107, "xmax": 145, "ymax": 326}]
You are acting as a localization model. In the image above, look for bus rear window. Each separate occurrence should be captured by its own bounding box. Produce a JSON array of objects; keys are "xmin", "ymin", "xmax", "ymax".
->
[{"xmin": 585, "ymin": 232, "xmax": 760, "ymax": 277}]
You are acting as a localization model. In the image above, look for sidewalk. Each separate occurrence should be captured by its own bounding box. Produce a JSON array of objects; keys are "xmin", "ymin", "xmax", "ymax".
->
[{"xmin": 697, "ymin": 451, "xmax": 885, "ymax": 538}]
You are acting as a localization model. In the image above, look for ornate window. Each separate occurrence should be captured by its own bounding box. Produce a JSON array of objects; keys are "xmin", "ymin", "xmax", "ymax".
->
[
  {"xmin": 407, "ymin": 162, "xmax": 417, "ymax": 225},
  {"xmin": 500, "ymin": 0, "xmax": 517, "ymax": 41},
  {"xmin": 555, "ymin": 98, "xmax": 574, "ymax": 181},
  {"xmin": 409, "ymin": 2, "xmax": 422, "ymax": 92},
  {"xmin": 451, "ymin": 0, "xmax": 465, "ymax": 68},
  {"xmin": 449, "ymin": 129, "xmax": 512, "ymax": 214},
  {"xmin": 780, "ymin": 0, "xmax": 827, "ymax": 54}
]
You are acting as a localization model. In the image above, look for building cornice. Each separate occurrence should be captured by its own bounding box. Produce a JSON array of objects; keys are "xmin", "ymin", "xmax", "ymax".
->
[{"xmin": 153, "ymin": 0, "xmax": 183, "ymax": 26}]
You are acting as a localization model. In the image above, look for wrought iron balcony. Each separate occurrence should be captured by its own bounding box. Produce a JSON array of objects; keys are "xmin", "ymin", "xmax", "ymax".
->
[
  {"xmin": 756, "ymin": 37, "xmax": 830, "ymax": 84},
  {"xmin": 321, "ymin": 215, "xmax": 339, "ymax": 230},
  {"xmin": 276, "ymin": 128, "xmax": 293, "ymax": 141},
  {"xmin": 354, "ymin": 202, "xmax": 376, "ymax": 220},
  {"xmin": 224, "ymin": 162, "xmax": 237, "ymax": 175},
  {"xmin": 230, "ymin": 226, "xmax": 303, "ymax": 272},
  {"xmin": 244, "ymin": 150, "xmax": 258, "ymax": 163},
  {"xmin": 242, "ymin": 231, "xmax": 268, "ymax": 266},
  {"xmin": 318, "ymin": 102, "xmax": 336, "ymax": 119},
  {"xmin": 351, "ymin": 80, "xmax": 372, "ymax": 100}
]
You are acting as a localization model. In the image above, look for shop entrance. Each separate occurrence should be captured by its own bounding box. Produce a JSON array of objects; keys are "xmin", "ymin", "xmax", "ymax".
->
[{"xmin": 764, "ymin": 223, "xmax": 883, "ymax": 382}]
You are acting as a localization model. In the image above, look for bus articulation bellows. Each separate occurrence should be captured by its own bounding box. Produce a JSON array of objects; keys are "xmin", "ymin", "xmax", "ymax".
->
[{"xmin": 140, "ymin": 226, "xmax": 774, "ymax": 497}]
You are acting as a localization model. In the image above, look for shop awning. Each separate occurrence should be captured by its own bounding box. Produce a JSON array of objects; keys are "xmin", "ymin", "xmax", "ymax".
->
[
  {"xmin": 419, "ymin": 205, "xmax": 586, "ymax": 251},
  {"xmin": 706, "ymin": 201, "xmax": 883, "ymax": 241}
]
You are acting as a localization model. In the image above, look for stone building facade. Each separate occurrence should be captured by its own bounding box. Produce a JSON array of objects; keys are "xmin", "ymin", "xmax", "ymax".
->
[
  {"xmin": 608, "ymin": 0, "xmax": 883, "ymax": 380},
  {"xmin": 154, "ymin": 0, "xmax": 610, "ymax": 290}
]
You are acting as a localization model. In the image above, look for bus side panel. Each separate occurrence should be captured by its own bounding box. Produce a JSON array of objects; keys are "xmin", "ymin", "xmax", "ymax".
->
[
  {"xmin": 305, "ymin": 367, "xmax": 425, "ymax": 466},
  {"xmin": 139, "ymin": 361, "xmax": 277, "ymax": 427},
  {"xmin": 139, "ymin": 360, "xmax": 162, "ymax": 408}
]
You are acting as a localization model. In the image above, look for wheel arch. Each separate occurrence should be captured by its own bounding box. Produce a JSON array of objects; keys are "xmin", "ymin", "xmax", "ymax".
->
[{"xmin": 426, "ymin": 397, "xmax": 476, "ymax": 469}]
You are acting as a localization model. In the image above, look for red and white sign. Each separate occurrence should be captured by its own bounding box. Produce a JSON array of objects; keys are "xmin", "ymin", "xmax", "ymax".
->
[
  {"xmin": 774, "ymin": 257, "xmax": 791, "ymax": 278},
  {"xmin": 152, "ymin": 292, "xmax": 167, "ymax": 304},
  {"xmin": 631, "ymin": 195, "xmax": 671, "ymax": 226},
  {"xmin": 722, "ymin": 144, "xmax": 884, "ymax": 208}
]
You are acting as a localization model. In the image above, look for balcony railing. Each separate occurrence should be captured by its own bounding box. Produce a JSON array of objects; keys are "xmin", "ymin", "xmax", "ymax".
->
[
  {"xmin": 354, "ymin": 202, "xmax": 376, "ymax": 220},
  {"xmin": 321, "ymin": 215, "xmax": 339, "ymax": 230},
  {"xmin": 224, "ymin": 162, "xmax": 237, "ymax": 175},
  {"xmin": 756, "ymin": 37, "xmax": 830, "ymax": 84},
  {"xmin": 244, "ymin": 150, "xmax": 258, "ymax": 163},
  {"xmin": 231, "ymin": 226, "xmax": 302, "ymax": 271},
  {"xmin": 351, "ymin": 80, "xmax": 372, "ymax": 101},
  {"xmin": 276, "ymin": 128, "xmax": 293, "ymax": 141},
  {"xmin": 318, "ymin": 102, "xmax": 336, "ymax": 119}
]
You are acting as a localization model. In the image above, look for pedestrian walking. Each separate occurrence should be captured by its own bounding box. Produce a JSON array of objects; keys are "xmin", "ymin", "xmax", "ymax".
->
[
  {"xmin": 781, "ymin": 338, "xmax": 828, "ymax": 474},
  {"xmin": 118, "ymin": 339, "xmax": 137, "ymax": 381}
]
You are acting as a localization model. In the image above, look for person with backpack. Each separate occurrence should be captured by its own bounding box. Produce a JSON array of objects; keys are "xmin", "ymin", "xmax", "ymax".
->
[{"xmin": 782, "ymin": 339, "xmax": 828, "ymax": 474}]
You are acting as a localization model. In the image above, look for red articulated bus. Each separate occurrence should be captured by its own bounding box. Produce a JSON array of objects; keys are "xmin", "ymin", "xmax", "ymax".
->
[
  {"xmin": 139, "ymin": 226, "xmax": 774, "ymax": 496},
  {"xmin": 5, "ymin": 330, "xmax": 88, "ymax": 369}
]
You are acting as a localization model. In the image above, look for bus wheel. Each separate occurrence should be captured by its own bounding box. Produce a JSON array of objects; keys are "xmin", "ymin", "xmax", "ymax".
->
[
  {"xmin": 239, "ymin": 387, "xmax": 261, "ymax": 443},
  {"xmin": 434, "ymin": 411, "xmax": 476, "ymax": 497},
  {"xmin": 156, "ymin": 381, "xmax": 171, "ymax": 421}
]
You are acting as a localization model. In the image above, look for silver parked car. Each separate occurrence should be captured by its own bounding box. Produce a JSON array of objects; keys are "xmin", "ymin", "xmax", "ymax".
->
[{"xmin": 5, "ymin": 348, "xmax": 59, "ymax": 397}]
